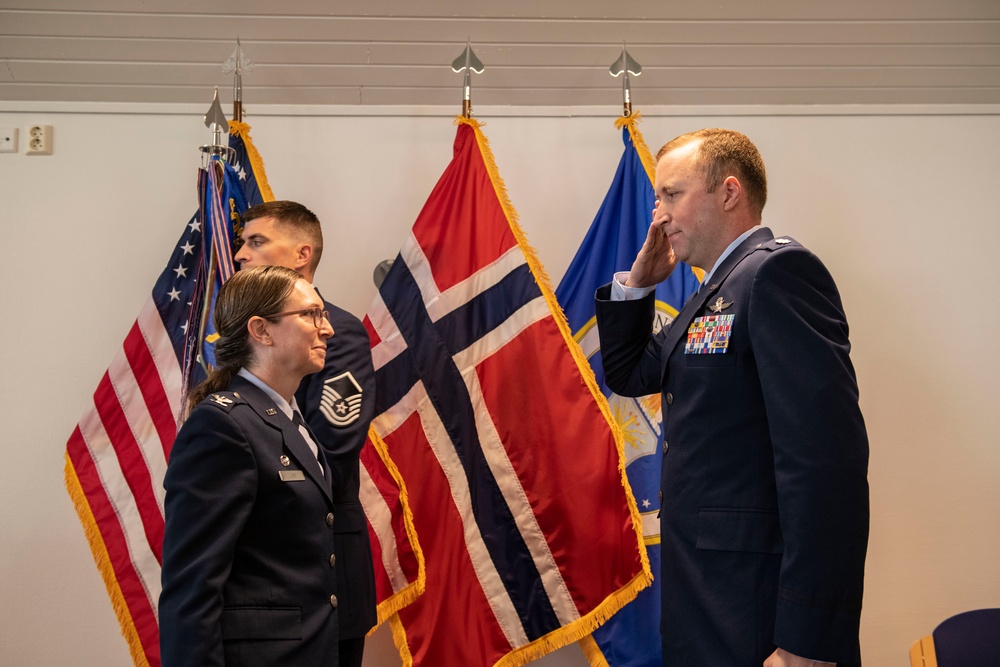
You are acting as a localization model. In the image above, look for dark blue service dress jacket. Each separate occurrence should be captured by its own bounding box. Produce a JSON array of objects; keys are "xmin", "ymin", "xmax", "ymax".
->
[
  {"xmin": 159, "ymin": 375, "xmax": 339, "ymax": 667},
  {"xmin": 596, "ymin": 227, "xmax": 870, "ymax": 667},
  {"xmin": 294, "ymin": 298, "xmax": 378, "ymax": 641}
]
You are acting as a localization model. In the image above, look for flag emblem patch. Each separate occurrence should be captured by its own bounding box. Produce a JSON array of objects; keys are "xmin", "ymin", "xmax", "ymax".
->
[
  {"xmin": 320, "ymin": 371, "xmax": 363, "ymax": 427},
  {"xmin": 685, "ymin": 314, "xmax": 735, "ymax": 354}
]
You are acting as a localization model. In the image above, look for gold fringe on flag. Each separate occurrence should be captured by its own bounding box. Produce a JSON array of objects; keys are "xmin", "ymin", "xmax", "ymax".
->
[
  {"xmin": 64, "ymin": 455, "xmax": 151, "ymax": 667},
  {"xmin": 366, "ymin": 426, "xmax": 427, "ymax": 634},
  {"xmin": 455, "ymin": 115, "xmax": 653, "ymax": 667},
  {"xmin": 228, "ymin": 121, "xmax": 276, "ymax": 203},
  {"xmin": 614, "ymin": 113, "xmax": 705, "ymax": 284},
  {"xmin": 579, "ymin": 635, "xmax": 613, "ymax": 667},
  {"xmin": 389, "ymin": 612, "xmax": 416, "ymax": 665},
  {"xmin": 615, "ymin": 112, "xmax": 656, "ymax": 184}
]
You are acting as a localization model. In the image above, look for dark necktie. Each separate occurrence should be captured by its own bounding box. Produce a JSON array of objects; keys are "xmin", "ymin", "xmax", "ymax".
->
[{"xmin": 292, "ymin": 410, "xmax": 324, "ymax": 475}]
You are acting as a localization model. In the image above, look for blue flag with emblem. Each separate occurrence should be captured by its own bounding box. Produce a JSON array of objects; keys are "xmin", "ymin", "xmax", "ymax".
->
[
  {"xmin": 180, "ymin": 156, "xmax": 248, "ymax": 394},
  {"xmin": 180, "ymin": 121, "xmax": 274, "ymax": 393},
  {"xmin": 229, "ymin": 120, "xmax": 275, "ymax": 208},
  {"xmin": 556, "ymin": 115, "xmax": 700, "ymax": 667}
]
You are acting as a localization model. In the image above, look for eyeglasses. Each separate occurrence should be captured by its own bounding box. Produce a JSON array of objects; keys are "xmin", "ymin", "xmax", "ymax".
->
[{"xmin": 268, "ymin": 307, "xmax": 331, "ymax": 329}]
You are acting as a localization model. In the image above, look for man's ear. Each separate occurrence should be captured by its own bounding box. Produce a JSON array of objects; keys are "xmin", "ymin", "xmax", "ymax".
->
[
  {"xmin": 721, "ymin": 175, "xmax": 743, "ymax": 212},
  {"xmin": 247, "ymin": 316, "xmax": 271, "ymax": 345},
  {"xmin": 294, "ymin": 244, "xmax": 313, "ymax": 274}
]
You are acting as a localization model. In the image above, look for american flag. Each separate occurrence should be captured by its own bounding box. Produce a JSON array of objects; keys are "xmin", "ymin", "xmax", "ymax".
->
[
  {"xmin": 363, "ymin": 118, "xmax": 651, "ymax": 667},
  {"xmin": 64, "ymin": 124, "xmax": 246, "ymax": 664},
  {"xmin": 64, "ymin": 205, "xmax": 208, "ymax": 667}
]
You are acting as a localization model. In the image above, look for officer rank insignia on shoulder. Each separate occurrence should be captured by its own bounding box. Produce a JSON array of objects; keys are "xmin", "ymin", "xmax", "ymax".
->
[
  {"xmin": 757, "ymin": 237, "xmax": 794, "ymax": 252},
  {"xmin": 205, "ymin": 392, "xmax": 245, "ymax": 411},
  {"xmin": 685, "ymin": 314, "xmax": 735, "ymax": 354},
  {"xmin": 320, "ymin": 371, "xmax": 363, "ymax": 428}
]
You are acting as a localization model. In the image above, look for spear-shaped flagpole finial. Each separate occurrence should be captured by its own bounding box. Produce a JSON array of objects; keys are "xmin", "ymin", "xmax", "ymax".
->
[
  {"xmin": 609, "ymin": 44, "xmax": 642, "ymax": 117},
  {"xmin": 223, "ymin": 38, "xmax": 255, "ymax": 122},
  {"xmin": 451, "ymin": 42, "xmax": 485, "ymax": 118},
  {"xmin": 200, "ymin": 87, "xmax": 236, "ymax": 163}
]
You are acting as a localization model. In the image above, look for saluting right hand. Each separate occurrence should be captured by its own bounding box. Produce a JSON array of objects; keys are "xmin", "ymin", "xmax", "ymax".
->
[{"xmin": 626, "ymin": 204, "xmax": 678, "ymax": 288}]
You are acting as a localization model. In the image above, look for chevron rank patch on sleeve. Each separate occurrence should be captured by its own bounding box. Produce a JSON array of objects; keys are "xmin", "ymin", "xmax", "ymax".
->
[{"xmin": 320, "ymin": 371, "xmax": 363, "ymax": 427}]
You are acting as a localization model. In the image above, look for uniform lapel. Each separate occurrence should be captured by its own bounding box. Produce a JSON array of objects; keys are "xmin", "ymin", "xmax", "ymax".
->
[
  {"xmin": 658, "ymin": 227, "xmax": 774, "ymax": 366},
  {"xmin": 230, "ymin": 376, "xmax": 334, "ymax": 504}
]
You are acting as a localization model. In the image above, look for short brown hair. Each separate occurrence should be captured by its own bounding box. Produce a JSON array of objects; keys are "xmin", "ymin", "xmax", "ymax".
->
[
  {"xmin": 242, "ymin": 200, "xmax": 324, "ymax": 273},
  {"xmin": 656, "ymin": 129, "xmax": 767, "ymax": 217}
]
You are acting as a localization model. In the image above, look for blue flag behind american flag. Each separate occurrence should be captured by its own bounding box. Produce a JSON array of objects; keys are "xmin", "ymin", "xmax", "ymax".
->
[
  {"xmin": 65, "ymin": 147, "xmax": 256, "ymax": 667},
  {"xmin": 183, "ymin": 157, "xmax": 246, "ymax": 385},
  {"xmin": 557, "ymin": 115, "xmax": 700, "ymax": 667},
  {"xmin": 229, "ymin": 121, "xmax": 274, "ymax": 207}
]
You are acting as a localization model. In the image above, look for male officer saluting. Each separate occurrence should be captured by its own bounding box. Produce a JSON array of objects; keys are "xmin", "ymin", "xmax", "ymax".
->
[
  {"xmin": 596, "ymin": 129, "xmax": 869, "ymax": 666},
  {"xmin": 235, "ymin": 200, "xmax": 376, "ymax": 667}
]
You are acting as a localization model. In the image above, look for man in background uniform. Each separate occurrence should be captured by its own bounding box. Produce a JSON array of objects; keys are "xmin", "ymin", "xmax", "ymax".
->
[{"xmin": 235, "ymin": 200, "xmax": 377, "ymax": 667}]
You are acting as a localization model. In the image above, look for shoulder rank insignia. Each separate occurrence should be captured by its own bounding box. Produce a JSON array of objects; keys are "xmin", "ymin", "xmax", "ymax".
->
[
  {"xmin": 210, "ymin": 394, "xmax": 234, "ymax": 406},
  {"xmin": 709, "ymin": 296, "xmax": 733, "ymax": 313},
  {"xmin": 775, "ymin": 238, "xmax": 791, "ymax": 245}
]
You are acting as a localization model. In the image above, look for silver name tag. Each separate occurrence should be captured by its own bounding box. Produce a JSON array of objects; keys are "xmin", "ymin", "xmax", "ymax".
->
[{"xmin": 278, "ymin": 470, "xmax": 306, "ymax": 482}]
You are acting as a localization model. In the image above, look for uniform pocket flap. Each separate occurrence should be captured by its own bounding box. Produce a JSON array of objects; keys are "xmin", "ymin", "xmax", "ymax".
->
[
  {"xmin": 221, "ymin": 606, "xmax": 302, "ymax": 640},
  {"xmin": 696, "ymin": 508, "xmax": 783, "ymax": 554}
]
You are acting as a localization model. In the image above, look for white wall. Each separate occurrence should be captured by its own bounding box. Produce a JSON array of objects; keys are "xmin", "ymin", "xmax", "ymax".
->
[{"xmin": 0, "ymin": 105, "xmax": 997, "ymax": 666}]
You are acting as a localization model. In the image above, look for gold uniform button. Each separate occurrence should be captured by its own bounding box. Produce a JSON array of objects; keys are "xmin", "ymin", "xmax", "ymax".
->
[
  {"xmin": 330, "ymin": 594, "xmax": 338, "ymax": 608},
  {"xmin": 325, "ymin": 512, "xmax": 335, "ymax": 526},
  {"xmin": 329, "ymin": 554, "xmax": 336, "ymax": 568},
  {"xmin": 662, "ymin": 440, "xmax": 668, "ymax": 454},
  {"xmin": 665, "ymin": 392, "xmax": 673, "ymax": 405}
]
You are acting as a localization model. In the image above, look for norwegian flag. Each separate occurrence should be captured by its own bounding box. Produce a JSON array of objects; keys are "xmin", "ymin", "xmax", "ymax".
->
[
  {"xmin": 363, "ymin": 118, "xmax": 650, "ymax": 667},
  {"xmin": 361, "ymin": 429, "xmax": 426, "ymax": 624}
]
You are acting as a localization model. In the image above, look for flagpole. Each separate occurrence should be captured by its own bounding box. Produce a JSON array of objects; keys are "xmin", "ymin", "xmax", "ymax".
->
[
  {"xmin": 610, "ymin": 45, "xmax": 642, "ymax": 118},
  {"xmin": 224, "ymin": 38, "xmax": 254, "ymax": 123},
  {"xmin": 195, "ymin": 89, "xmax": 233, "ymax": 374},
  {"xmin": 451, "ymin": 42, "xmax": 484, "ymax": 118}
]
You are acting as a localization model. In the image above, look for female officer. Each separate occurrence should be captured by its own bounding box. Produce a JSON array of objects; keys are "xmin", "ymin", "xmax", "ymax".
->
[{"xmin": 159, "ymin": 265, "xmax": 339, "ymax": 666}]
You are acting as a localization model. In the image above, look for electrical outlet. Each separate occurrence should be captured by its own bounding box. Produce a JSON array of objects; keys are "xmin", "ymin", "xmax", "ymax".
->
[
  {"xmin": 26, "ymin": 124, "xmax": 53, "ymax": 155},
  {"xmin": 0, "ymin": 127, "xmax": 17, "ymax": 153}
]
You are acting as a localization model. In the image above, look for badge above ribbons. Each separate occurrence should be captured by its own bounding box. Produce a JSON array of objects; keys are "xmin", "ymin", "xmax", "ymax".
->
[{"xmin": 320, "ymin": 371, "xmax": 363, "ymax": 427}]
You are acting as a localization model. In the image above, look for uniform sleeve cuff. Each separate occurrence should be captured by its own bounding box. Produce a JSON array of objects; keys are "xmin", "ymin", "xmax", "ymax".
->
[{"xmin": 611, "ymin": 272, "xmax": 657, "ymax": 301}]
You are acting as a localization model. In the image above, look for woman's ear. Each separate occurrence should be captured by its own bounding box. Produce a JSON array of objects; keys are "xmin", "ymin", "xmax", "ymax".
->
[{"xmin": 247, "ymin": 316, "xmax": 272, "ymax": 345}]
